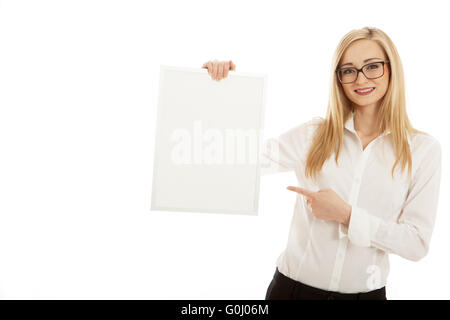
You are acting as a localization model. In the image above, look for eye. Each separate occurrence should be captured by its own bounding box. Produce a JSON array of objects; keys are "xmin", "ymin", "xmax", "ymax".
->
[
  {"xmin": 367, "ymin": 63, "xmax": 379, "ymax": 69},
  {"xmin": 342, "ymin": 68, "xmax": 356, "ymax": 74}
]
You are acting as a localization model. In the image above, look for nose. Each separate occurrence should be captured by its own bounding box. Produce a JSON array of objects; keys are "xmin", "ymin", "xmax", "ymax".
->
[{"xmin": 355, "ymin": 70, "xmax": 369, "ymax": 84}]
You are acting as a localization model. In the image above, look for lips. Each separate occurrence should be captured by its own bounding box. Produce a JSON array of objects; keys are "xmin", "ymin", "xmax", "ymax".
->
[
  {"xmin": 354, "ymin": 87, "xmax": 376, "ymax": 96},
  {"xmin": 354, "ymin": 87, "xmax": 375, "ymax": 92}
]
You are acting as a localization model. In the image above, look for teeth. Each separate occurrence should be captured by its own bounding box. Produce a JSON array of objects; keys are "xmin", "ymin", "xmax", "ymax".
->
[{"xmin": 356, "ymin": 88, "xmax": 374, "ymax": 93}]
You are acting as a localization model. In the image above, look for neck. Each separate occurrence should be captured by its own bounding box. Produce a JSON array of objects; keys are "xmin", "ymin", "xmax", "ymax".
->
[{"xmin": 353, "ymin": 104, "xmax": 380, "ymax": 136}]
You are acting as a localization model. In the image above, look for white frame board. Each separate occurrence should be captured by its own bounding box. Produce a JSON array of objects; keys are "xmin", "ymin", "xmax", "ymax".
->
[{"xmin": 151, "ymin": 65, "xmax": 267, "ymax": 215}]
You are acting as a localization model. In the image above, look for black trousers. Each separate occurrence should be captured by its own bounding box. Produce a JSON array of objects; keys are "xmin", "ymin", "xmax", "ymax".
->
[{"xmin": 265, "ymin": 267, "xmax": 387, "ymax": 300}]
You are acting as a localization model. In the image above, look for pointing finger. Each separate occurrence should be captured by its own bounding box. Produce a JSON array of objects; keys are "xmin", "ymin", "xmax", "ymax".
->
[{"xmin": 286, "ymin": 186, "xmax": 315, "ymax": 198}]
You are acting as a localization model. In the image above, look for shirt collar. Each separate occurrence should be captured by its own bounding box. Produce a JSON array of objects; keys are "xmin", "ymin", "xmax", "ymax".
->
[
  {"xmin": 344, "ymin": 111, "xmax": 357, "ymax": 135},
  {"xmin": 344, "ymin": 111, "xmax": 413, "ymax": 146}
]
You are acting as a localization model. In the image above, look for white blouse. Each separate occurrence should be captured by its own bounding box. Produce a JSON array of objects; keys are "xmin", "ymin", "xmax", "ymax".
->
[{"xmin": 260, "ymin": 111, "xmax": 442, "ymax": 293}]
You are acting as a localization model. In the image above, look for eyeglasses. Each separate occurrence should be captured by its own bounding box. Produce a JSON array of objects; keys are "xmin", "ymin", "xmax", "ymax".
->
[{"xmin": 336, "ymin": 61, "xmax": 390, "ymax": 84}]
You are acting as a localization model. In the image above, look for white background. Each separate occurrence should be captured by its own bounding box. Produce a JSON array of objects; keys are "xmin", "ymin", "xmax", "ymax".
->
[{"xmin": 0, "ymin": 0, "xmax": 448, "ymax": 299}]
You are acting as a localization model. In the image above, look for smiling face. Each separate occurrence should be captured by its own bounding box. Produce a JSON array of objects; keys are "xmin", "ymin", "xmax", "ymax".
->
[{"xmin": 338, "ymin": 39, "xmax": 390, "ymax": 109}]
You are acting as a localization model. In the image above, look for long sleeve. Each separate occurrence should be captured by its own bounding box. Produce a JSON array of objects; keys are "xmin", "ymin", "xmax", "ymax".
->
[
  {"xmin": 347, "ymin": 139, "xmax": 442, "ymax": 262},
  {"xmin": 259, "ymin": 127, "xmax": 303, "ymax": 176},
  {"xmin": 259, "ymin": 117, "xmax": 323, "ymax": 176}
]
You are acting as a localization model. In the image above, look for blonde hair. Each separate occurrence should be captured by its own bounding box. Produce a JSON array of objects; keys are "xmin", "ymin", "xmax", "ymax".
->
[{"xmin": 305, "ymin": 26, "xmax": 426, "ymax": 184}]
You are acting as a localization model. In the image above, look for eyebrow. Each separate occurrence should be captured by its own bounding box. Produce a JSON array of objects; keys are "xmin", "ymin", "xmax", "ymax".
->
[{"xmin": 339, "ymin": 58, "xmax": 382, "ymax": 67}]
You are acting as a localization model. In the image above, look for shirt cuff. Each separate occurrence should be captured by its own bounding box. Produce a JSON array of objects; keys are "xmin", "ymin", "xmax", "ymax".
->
[{"xmin": 347, "ymin": 205, "xmax": 382, "ymax": 247}]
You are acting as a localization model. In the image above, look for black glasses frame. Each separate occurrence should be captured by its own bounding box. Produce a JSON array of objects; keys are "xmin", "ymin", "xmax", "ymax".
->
[{"xmin": 336, "ymin": 61, "xmax": 390, "ymax": 84}]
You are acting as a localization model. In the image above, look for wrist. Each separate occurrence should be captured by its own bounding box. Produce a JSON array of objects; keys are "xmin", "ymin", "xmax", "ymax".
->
[{"xmin": 342, "ymin": 204, "xmax": 352, "ymax": 227}]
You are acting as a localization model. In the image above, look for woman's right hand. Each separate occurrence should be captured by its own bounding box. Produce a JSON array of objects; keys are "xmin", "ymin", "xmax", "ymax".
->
[{"xmin": 201, "ymin": 59, "xmax": 236, "ymax": 81}]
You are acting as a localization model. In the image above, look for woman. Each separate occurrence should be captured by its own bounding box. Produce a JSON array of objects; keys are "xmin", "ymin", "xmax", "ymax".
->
[{"xmin": 201, "ymin": 26, "xmax": 441, "ymax": 300}]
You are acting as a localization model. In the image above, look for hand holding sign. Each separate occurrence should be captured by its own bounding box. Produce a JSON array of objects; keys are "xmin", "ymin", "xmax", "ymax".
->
[{"xmin": 201, "ymin": 59, "xmax": 236, "ymax": 81}]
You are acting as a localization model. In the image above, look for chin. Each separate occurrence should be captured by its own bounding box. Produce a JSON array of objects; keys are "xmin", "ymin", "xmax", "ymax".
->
[{"xmin": 352, "ymin": 93, "xmax": 381, "ymax": 103}]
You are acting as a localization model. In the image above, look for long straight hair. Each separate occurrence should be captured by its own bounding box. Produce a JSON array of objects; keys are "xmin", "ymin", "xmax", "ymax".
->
[{"xmin": 305, "ymin": 26, "xmax": 426, "ymax": 184}]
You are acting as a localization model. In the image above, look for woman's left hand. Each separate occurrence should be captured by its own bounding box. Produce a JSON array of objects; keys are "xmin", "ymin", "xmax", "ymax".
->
[{"xmin": 287, "ymin": 186, "xmax": 352, "ymax": 227}]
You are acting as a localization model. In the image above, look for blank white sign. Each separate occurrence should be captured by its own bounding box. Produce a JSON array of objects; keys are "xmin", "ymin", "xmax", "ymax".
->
[{"xmin": 151, "ymin": 65, "xmax": 267, "ymax": 215}]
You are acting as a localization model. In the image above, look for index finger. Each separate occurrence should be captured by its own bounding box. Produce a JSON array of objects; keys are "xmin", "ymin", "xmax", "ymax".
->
[{"xmin": 286, "ymin": 186, "xmax": 315, "ymax": 198}]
